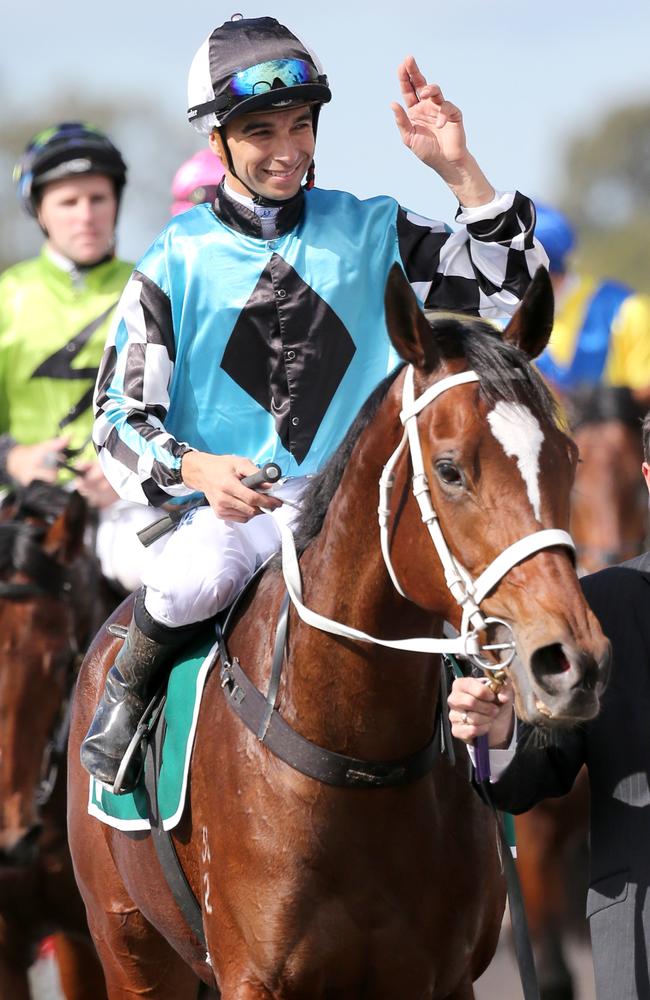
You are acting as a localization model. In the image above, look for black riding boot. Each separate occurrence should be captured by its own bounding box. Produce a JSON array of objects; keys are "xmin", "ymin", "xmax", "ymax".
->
[{"xmin": 80, "ymin": 589, "xmax": 199, "ymax": 794}]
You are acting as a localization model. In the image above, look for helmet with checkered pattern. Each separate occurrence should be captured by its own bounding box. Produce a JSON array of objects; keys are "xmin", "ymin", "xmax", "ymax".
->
[{"xmin": 186, "ymin": 15, "xmax": 331, "ymax": 134}]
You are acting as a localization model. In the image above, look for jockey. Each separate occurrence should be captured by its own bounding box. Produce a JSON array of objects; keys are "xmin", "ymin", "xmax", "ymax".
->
[
  {"xmin": 533, "ymin": 203, "xmax": 650, "ymax": 410},
  {"xmin": 0, "ymin": 122, "xmax": 161, "ymax": 591},
  {"xmin": 170, "ymin": 147, "xmax": 225, "ymax": 215},
  {"xmin": 81, "ymin": 14, "xmax": 549, "ymax": 792}
]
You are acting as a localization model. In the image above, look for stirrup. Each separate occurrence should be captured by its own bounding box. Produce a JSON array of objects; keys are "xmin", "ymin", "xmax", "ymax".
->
[{"xmin": 110, "ymin": 690, "xmax": 167, "ymax": 795}]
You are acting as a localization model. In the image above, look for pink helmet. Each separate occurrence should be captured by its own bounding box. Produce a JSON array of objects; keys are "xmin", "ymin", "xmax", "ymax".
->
[{"xmin": 170, "ymin": 148, "xmax": 225, "ymax": 215}]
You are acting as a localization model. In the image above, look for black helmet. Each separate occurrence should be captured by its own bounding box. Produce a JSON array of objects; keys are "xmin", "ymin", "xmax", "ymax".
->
[
  {"xmin": 187, "ymin": 15, "xmax": 331, "ymax": 134},
  {"xmin": 14, "ymin": 121, "xmax": 127, "ymax": 217}
]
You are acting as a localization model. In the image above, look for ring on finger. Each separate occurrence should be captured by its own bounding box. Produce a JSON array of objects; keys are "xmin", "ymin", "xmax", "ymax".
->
[{"xmin": 461, "ymin": 711, "xmax": 470, "ymax": 725}]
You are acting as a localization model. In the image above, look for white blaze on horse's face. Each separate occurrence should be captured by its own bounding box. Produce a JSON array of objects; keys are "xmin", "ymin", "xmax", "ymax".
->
[{"xmin": 487, "ymin": 402, "xmax": 545, "ymax": 523}]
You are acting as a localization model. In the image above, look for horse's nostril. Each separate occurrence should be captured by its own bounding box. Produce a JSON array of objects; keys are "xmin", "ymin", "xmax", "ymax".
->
[
  {"xmin": 530, "ymin": 645, "xmax": 604, "ymax": 703},
  {"xmin": 531, "ymin": 643, "xmax": 571, "ymax": 683}
]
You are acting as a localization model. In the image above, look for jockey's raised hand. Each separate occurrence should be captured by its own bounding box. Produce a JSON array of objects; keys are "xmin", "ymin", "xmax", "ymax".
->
[
  {"xmin": 392, "ymin": 56, "xmax": 495, "ymax": 207},
  {"xmin": 181, "ymin": 451, "xmax": 282, "ymax": 523}
]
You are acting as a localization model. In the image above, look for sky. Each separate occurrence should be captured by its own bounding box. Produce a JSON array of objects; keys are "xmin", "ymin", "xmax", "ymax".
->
[{"xmin": 4, "ymin": 0, "xmax": 650, "ymax": 260}]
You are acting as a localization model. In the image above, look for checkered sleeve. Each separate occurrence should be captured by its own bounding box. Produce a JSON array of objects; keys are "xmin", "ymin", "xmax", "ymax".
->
[
  {"xmin": 93, "ymin": 269, "xmax": 195, "ymax": 507},
  {"xmin": 397, "ymin": 191, "xmax": 548, "ymax": 318}
]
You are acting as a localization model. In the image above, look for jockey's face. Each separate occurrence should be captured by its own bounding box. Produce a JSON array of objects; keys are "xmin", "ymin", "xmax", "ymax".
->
[
  {"xmin": 210, "ymin": 104, "xmax": 315, "ymax": 201},
  {"xmin": 36, "ymin": 174, "xmax": 117, "ymax": 265}
]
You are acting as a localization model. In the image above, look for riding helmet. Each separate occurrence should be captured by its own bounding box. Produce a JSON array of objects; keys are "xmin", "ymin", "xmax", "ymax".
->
[
  {"xmin": 533, "ymin": 203, "xmax": 577, "ymax": 274},
  {"xmin": 14, "ymin": 122, "xmax": 128, "ymax": 217},
  {"xmin": 187, "ymin": 15, "xmax": 332, "ymax": 135},
  {"xmin": 170, "ymin": 148, "xmax": 225, "ymax": 216}
]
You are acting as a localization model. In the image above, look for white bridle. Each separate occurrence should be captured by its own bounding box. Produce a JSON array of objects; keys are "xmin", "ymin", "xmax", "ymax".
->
[
  {"xmin": 378, "ymin": 366, "xmax": 575, "ymax": 668},
  {"xmin": 274, "ymin": 364, "xmax": 574, "ymax": 667}
]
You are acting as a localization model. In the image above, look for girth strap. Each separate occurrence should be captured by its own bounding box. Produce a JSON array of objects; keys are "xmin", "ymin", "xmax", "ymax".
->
[
  {"xmin": 219, "ymin": 643, "xmax": 441, "ymax": 789},
  {"xmin": 144, "ymin": 705, "xmax": 208, "ymax": 953}
]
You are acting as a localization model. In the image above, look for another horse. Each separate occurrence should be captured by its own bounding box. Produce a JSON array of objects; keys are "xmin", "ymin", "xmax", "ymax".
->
[
  {"xmin": 514, "ymin": 383, "xmax": 648, "ymax": 1000},
  {"xmin": 0, "ymin": 483, "xmax": 112, "ymax": 999},
  {"xmin": 570, "ymin": 385, "xmax": 648, "ymax": 573},
  {"xmin": 67, "ymin": 267, "xmax": 610, "ymax": 1000}
]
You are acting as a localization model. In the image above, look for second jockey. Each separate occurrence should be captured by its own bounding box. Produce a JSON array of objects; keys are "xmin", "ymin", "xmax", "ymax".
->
[
  {"xmin": 533, "ymin": 203, "xmax": 650, "ymax": 410},
  {"xmin": 81, "ymin": 14, "xmax": 548, "ymax": 791},
  {"xmin": 0, "ymin": 122, "xmax": 162, "ymax": 591}
]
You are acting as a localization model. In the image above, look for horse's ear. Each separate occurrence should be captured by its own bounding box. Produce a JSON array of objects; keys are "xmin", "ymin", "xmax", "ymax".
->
[
  {"xmin": 502, "ymin": 267, "xmax": 555, "ymax": 360},
  {"xmin": 384, "ymin": 263, "xmax": 440, "ymax": 370},
  {"xmin": 42, "ymin": 491, "xmax": 87, "ymax": 564}
]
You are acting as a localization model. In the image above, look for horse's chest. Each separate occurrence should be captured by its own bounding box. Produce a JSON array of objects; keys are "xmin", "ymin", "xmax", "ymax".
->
[{"xmin": 205, "ymin": 804, "xmax": 494, "ymax": 992}]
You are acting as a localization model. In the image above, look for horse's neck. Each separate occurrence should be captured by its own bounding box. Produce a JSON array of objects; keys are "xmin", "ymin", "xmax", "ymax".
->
[{"xmin": 283, "ymin": 387, "xmax": 443, "ymax": 760}]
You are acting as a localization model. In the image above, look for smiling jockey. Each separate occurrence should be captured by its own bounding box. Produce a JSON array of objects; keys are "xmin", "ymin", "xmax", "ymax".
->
[{"xmin": 81, "ymin": 14, "xmax": 549, "ymax": 792}]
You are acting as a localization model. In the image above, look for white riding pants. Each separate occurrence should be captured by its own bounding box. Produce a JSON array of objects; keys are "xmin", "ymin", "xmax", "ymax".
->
[
  {"xmin": 96, "ymin": 500, "xmax": 166, "ymax": 593},
  {"xmin": 141, "ymin": 477, "xmax": 308, "ymax": 628}
]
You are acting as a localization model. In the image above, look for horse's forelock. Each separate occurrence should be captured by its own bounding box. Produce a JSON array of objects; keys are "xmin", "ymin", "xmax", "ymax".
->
[{"xmin": 426, "ymin": 314, "xmax": 558, "ymax": 425}]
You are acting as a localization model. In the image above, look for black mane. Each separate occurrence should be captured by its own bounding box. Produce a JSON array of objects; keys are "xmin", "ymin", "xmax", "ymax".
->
[
  {"xmin": 292, "ymin": 367, "xmax": 403, "ymax": 554},
  {"xmin": 292, "ymin": 317, "xmax": 557, "ymax": 554}
]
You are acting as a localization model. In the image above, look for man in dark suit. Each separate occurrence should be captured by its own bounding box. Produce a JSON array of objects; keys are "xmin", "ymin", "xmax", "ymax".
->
[{"xmin": 448, "ymin": 411, "xmax": 650, "ymax": 1000}]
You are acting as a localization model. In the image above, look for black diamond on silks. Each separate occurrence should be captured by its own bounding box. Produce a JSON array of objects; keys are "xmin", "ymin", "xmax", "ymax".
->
[{"xmin": 220, "ymin": 254, "xmax": 356, "ymax": 464}]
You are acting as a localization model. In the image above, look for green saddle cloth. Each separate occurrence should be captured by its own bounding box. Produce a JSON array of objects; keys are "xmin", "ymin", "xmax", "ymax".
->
[{"xmin": 87, "ymin": 633, "xmax": 218, "ymax": 832}]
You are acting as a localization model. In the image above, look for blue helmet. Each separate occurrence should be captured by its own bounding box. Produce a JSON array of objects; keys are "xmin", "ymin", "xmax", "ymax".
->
[{"xmin": 534, "ymin": 203, "xmax": 576, "ymax": 274}]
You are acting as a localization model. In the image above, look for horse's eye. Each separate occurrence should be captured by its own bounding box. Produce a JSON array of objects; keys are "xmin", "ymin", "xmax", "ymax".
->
[{"xmin": 435, "ymin": 461, "xmax": 463, "ymax": 487}]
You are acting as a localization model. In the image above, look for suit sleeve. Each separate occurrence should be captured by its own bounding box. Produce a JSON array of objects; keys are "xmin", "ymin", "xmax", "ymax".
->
[
  {"xmin": 93, "ymin": 268, "xmax": 194, "ymax": 507},
  {"xmin": 486, "ymin": 721, "xmax": 586, "ymax": 814},
  {"xmin": 397, "ymin": 191, "xmax": 548, "ymax": 319}
]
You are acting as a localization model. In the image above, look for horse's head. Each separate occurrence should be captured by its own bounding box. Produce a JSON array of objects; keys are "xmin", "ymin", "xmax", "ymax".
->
[
  {"xmin": 0, "ymin": 485, "xmax": 90, "ymax": 866},
  {"xmin": 565, "ymin": 387, "xmax": 647, "ymax": 572},
  {"xmin": 383, "ymin": 266, "xmax": 610, "ymax": 726}
]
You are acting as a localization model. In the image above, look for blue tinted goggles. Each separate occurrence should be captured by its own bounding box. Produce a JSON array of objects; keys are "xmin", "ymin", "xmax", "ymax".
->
[{"xmin": 228, "ymin": 58, "xmax": 320, "ymax": 98}]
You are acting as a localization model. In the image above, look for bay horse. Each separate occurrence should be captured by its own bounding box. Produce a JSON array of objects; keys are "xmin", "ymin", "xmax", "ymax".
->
[
  {"xmin": 514, "ymin": 383, "xmax": 648, "ymax": 1000},
  {"xmin": 0, "ymin": 483, "xmax": 113, "ymax": 999},
  {"xmin": 570, "ymin": 385, "xmax": 648, "ymax": 574},
  {"xmin": 67, "ymin": 267, "xmax": 610, "ymax": 1000}
]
